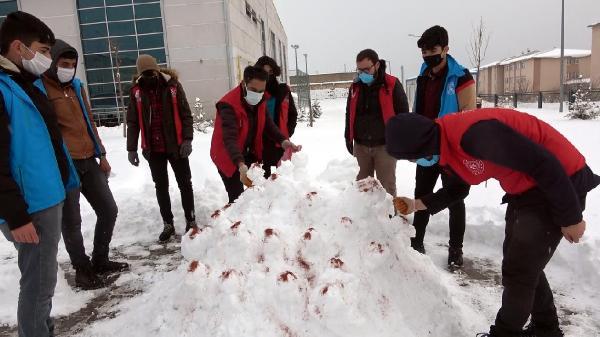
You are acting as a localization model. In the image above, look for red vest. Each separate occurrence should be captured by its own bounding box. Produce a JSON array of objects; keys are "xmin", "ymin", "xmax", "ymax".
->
[
  {"xmin": 132, "ymin": 85, "xmax": 183, "ymax": 150},
  {"xmin": 278, "ymin": 87, "xmax": 291, "ymax": 138},
  {"xmin": 437, "ymin": 108, "xmax": 586, "ymax": 194},
  {"xmin": 348, "ymin": 73, "xmax": 397, "ymax": 141},
  {"xmin": 210, "ymin": 84, "xmax": 268, "ymax": 177}
]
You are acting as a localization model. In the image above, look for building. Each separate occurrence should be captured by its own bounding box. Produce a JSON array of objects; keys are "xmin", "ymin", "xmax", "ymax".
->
[
  {"xmin": 0, "ymin": 0, "xmax": 288, "ymax": 119},
  {"xmin": 290, "ymin": 71, "xmax": 355, "ymax": 91},
  {"xmin": 590, "ymin": 22, "xmax": 600, "ymax": 88},
  {"xmin": 478, "ymin": 49, "xmax": 592, "ymax": 95}
]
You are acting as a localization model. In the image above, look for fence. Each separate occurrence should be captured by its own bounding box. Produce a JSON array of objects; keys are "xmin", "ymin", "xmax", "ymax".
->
[
  {"xmin": 479, "ymin": 90, "xmax": 600, "ymax": 109},
  {"xmin": 91, "ymin": 107, "xmax": 126, "ymax": 127}
]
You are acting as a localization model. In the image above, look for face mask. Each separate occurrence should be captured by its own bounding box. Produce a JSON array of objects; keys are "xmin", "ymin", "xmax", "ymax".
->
[
  {"xmin": 358, "ymin": 72, "xmax": 375, "ymax": 85},
  {"xmin": 21, "ymin": 44, "xmax": 52, "ymax": 77},
  {"xmin": 423, "ymin": 54, "xmax": 444, "ymax": 68},
  {"xmin": 245, "ymin": 88, "xmax": 264, "ymax": 106},
  {"xmin": 415, "ymin": 155, "xmax": 440, "ymax": 167},
  {"xmin": 57, "ymin": 67, "xmax": 76, "ymax": 83}
]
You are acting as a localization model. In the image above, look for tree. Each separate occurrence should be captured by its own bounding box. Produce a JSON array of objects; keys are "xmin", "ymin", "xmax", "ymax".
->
[
  {"xmin": 468, "ymin": 17, "xmax": 491, "ymax": 96},
  {"xmin": 192, "ymin": 98, "xmax": 214, "ymax": 133},
  {"xmin": 568, "ymin": 84, "xmax": 600, "ymax": 120}
]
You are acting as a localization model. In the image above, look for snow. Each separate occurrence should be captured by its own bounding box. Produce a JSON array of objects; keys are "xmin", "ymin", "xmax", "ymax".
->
[{"xmin": 1, "ymin": 99, "xmax": 600, "ymax": 336}]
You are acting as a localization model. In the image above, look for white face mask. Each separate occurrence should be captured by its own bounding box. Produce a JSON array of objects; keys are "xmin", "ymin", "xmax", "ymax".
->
[
  {"xmin": 21, "ymin": 44, "xmax": 52, "ymax": 77},
  {"xmin": 57, "ymin": 67, "xmax": 76, "ymax": 83},
  {"xmin": 244, "ymin": 87, "xmax": 264, "ymax": 106}
]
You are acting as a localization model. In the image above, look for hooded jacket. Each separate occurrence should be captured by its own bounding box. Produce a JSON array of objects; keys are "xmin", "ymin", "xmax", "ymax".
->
[
  {"xmin": 42, "ymin": 39, "xmax": 106, "ymax": 160},
  {"xmin": 126, "ymin": 69, "xmax": 194, "ymax": 157}
]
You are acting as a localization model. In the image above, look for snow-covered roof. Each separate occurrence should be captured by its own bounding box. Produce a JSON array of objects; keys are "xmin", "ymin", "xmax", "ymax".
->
[
  {"xmin": 481, "ymin": 48, "xmax": 591, "ymax": 69},
  {"xmin": 588, "ymin": 22, "xmax": 600, "ymax": 28}
]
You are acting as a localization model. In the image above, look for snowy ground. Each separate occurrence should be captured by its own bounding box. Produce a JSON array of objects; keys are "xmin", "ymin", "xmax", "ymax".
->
[{"xmin": 1, "ymin": 99, "xmax": 599, "ymax": 336}]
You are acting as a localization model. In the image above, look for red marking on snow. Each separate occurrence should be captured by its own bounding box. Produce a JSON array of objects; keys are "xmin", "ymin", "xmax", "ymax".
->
[
  {"xmin": 188, "ymin": 260, "xmax": 199, "ymax": 272},
  {"xmin": 220, "ymin": 269, "xmax": 234, "ymax": 280},
  {"xmin": 223, "ymin": 203, "xmax": 232, "ymax": 210},
  {"xmin": 279, "ymin": 324, "xmax": 298, "ymax": 337},
  {"xmin": 270, "ymin": 173, "xmax": 278, "ymax": 181},
  {"xmin": 303, "ymin": 231, "xmax": 312, "ymax": 240},
  {"xmin": 370, "ymin": 241, "xmax": 385, "ymax": 254},
  {"xmin": 358, "ymin": 178, "xmax": 382, "ymax": 192},
  {"xmin": 341, "ymin": 217, "xmax": 352, "ymax": 224},
  {"xmin": 320, "ymin": 285, "xmax": 329, "ymax": 295},
  {"xmin": 258, "ymin": 254, "xmax": 265, "ymax": 263},
  {"xmin": 211, "ymin": 209, "xmax": 221, "ymax": 219},
  {"xmin": 278, "ymin": 271, "xmax": 297, "ymax": 282},
  {"xmin": 297, "ymin": 256, "xmax": 310, "ymax": 271},
  {"xmin": 264, "ymin": 228, "xmax": 277, "ymax": 238},
  {"xmin": 330, "ymin": 257, "xmax": 344, "ymax": 268},
  {"xmin": 231, "ymin": 221, "xmax": 241, "ymax": 233}
]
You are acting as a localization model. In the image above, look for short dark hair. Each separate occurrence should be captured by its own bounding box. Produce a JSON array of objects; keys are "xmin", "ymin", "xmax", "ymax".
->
[
  {"xmin": 255, "ymin": 56, "xmax": 281, "ymax": 77},
  {"xmin": 417, "ymin": 25, "xmax": 449, "ymax": 50},
  {"xmin": 0, "ymin": 11, "xmax": 55, "ymax": 55},
  {"xmin": 243, "ymin": 66, "xmax": 268, "ymax": 83},
  {"xmin": 58, "ymin": 51, "xmax": 77, "ymax": 60},
  {"xmin": 356, "ymin": 49, "xmax": 379, "ymax": 64}
]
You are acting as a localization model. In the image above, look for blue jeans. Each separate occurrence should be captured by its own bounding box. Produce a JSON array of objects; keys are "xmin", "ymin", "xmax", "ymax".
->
[{"xmin": 0, "ymin": 203, "xmax": 63, "ymax": 337}]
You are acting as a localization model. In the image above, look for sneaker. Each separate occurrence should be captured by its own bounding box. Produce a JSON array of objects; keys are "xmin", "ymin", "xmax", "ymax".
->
[
  {"xmin": 159, "ymin": 222, "xmax": 175, "ymax": 242},
  {"xmin": 523, "ymin": 322, "xmax": 564, "ymax": 337},
  {"xmin": 410, "ymin": 238, "xmax": 426, "ymax": 254},
  {"xmin": 448, "ymin": 247, "xmax": 464, "ymax": 267},
  {"xmin": 75, "ymin": 264, "xmax": 107, "ymax": 290},
  {"xmin": 185, "ymin": 220, "xmax": 197, "ymax": 234},
  {"xmin": 92, "ymin": 260, "xmax": 130, "ymax": 275}
]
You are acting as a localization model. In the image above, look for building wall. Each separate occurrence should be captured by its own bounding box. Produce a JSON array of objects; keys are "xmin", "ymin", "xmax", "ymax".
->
[
  {"xmin": 163, "ymin": 0, "xmax": 230, "ymax": 117},
  {"xmin": 20, "ymin": 0, "xmax": 88, "ymax": 85},
  {"xmin": 538, "ymin": 58, "xmax": 561, "ymax": 92},
  {"xmin": 592, "ymin": 24, "xmax": 600, "ymax": 88}
]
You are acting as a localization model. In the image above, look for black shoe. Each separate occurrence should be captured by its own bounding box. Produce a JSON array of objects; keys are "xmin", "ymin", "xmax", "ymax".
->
[
  {"xmin": 92, "ymin": 260, "xmax": 130, "ymax": 275},
  {"xmin": 448, "ymin": 247, "xmax": 464, "ymax": 267},
  {"xmin": 523, "ymin": 322, "xmax": 564, "ymax": 337},
  {"xmin": 410, "ymin": 238, "xmax": 426, "ymax": 254},
  {"xmin": 159, "ymin": 222, "xmax": 175, "ymax": 242},
  {"xmin": 185, "ymin": 220, "xmax": 197, "ymax": 234},
  {"xmin": 75, "ymin": 265, "xmax": 107, "ymax": 290}
]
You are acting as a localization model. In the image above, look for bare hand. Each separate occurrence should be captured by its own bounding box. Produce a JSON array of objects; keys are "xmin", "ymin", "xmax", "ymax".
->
[
  {"xmin": 11, "ymin": 223, "xmax": 39, "ymax": 244},
  {"xmin": 99, "ymin": 157, "xmax": 112, "ymax": 176},
  {"xmin": 393, "ymin": 197, "xmax": 416, "ymax": 215},
  {"xmin": 282, "ymin": 140, "xmax": 302, "ymax": 153},
  {"xmin": 561, "ymin": 220, "xmax": 586, "ymax": 243},
  {"xmin": 238, "ymin": 164, "xmax": 253, "ymax": 187}
]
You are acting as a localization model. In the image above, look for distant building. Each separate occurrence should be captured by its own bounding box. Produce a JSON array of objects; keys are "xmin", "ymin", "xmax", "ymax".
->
[{"xmin": 290, "ymin": 71, "xmax": 355, "ymax": 91}]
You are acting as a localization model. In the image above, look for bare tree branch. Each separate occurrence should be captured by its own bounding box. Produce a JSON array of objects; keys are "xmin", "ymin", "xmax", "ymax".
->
[{"xmin": 468, "ymin": 17, "xmax": 491, "ymax": 95}]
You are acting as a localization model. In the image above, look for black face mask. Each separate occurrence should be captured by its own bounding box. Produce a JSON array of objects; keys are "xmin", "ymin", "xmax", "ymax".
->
[
  {"xmin": 139, "ymin": 75, "xmax": 158, "ymax": 88},
  {"xmin": 423, "ymin": 54, "xmax": 444, "ymax": 68}
]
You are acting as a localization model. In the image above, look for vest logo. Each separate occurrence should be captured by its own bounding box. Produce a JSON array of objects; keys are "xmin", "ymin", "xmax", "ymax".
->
[
  {"xmin": 463, "ymin": 159, "xmax": 485, "ymax": 176},
  {"xmin": 447, "ymin": 81, "xmax": 456, "ymax": 96},
  {"xmin": 170, "ymin": 86, "xmax": 177, "ymax": 98}
]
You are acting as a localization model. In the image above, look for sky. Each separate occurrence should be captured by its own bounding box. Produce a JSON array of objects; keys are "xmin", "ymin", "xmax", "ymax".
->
[{"xmin": 273, "ymin": 0, "xmax": 600, "ymax": 79}]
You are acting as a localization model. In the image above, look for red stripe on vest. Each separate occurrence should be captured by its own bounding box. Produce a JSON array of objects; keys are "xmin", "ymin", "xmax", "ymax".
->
[
  {"xmin": 133, "ymin": 87, "xmax": 148, "ymax": 150},
  {"xmin": 437, "ymin": 108, "xmax": 586, "ymax": 194},
  {"xmin": 279, "ymin": 92, "xmax": 290, "ymax": 139},
  {"xmin": 170, "ymin": 86, "xmax": 183, "ymax": 145},
  {"xmin": 210, "ymin": 84, "xmax": 269, "ymax": 177},
  {"xmin": 348, "ymin": 73, "xmax": 398, "ymax": 141}
]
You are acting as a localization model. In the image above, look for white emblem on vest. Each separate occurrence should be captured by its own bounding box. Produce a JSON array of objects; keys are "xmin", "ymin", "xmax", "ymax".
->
[
  {"xmin": 447, "ymin": 81, "xmax": 456, "ymax": 96},
  {"xmin": 462, "ymin": 159, "xmax": 485, "ymax": 176}
]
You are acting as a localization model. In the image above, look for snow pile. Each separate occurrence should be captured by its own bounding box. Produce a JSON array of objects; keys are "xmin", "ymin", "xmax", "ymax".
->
[{"xmin": 79, "ymin": 154, "xmax": 483, "ymax": 337}]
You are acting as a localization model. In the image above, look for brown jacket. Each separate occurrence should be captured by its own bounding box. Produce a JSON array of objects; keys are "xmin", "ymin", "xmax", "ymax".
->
[{"xmin": 42, "ymin": 75, "xmax": 106, "ymax": 160}]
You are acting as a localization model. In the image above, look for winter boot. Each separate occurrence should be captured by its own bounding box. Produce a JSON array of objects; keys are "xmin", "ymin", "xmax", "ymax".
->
[
  {"xmin": 185, "ymin": 220, "xmax": 197, "ymax": 234},
  {"xmin": 159, "ymin": 222, "xmax": 175, "ymax": 242},
  {"xmin": 448, "ymin": 246, "xmax": 464, "ymax": 267},
  {"xmin": 75, "ymin": 264, "xmax": 107, "ymax": 290},
  {"xmin": 92, "ymin": 259, "xmax": 130, "ymax": 275},
  {"xmin": 523, "ymin": 322, "xmax": 564, "ymax": 337},
  {"xmin": 410, "ymin": 237, "xmax": 426, "ymax": 254}
]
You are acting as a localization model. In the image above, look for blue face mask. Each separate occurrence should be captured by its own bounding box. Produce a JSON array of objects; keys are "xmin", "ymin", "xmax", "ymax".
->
[
  {"xmin": 358, "ymin": 72, "xmax": 375, "ymax": 85},
  {"xmin": 415, "ymin": 155, "xmax": 440, "ymax": 167}
]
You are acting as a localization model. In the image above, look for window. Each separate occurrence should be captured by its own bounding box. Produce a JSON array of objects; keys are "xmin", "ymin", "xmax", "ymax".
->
[
  {"xmin": 260, "ymin": 20, "xmax": 266, "ymax": 55},
  {"xmin": 77, "ymin": 1, "xmax": 167, "ymax": 112},
  {"xmin": 270, "ymin": 31, "xmax": 277, "ymax": 60},
  {"xmin": 0, "ymin": 0, "xmax": 18, "ymax": 24},
  {"xmin": 245, "ymin": 1, "xmax": 251, "ymax": 18}
]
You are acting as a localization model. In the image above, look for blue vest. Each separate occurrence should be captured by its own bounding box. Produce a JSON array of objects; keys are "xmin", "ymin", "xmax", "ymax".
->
[
  {"xmin": 0, "ymin": 72, "xmax": 79, "ymax": 225},
  {"xmin": 415, "ymin": 54, "xmax": 468, "ymax": 118}
]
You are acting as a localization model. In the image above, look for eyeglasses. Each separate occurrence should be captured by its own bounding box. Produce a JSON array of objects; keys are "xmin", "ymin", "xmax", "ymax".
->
[{"xmin": 356, "ymin": 64, "xmax": 375, "ymax": 74}]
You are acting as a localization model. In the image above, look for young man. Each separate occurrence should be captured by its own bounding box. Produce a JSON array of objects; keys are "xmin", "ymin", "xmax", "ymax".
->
[
  {"xmin": 345, "ymin": 49, "xmax": 409, "ymax": 198},
  {"xmin": 211, "ymin": 66, "xmax": 301, "ymax": 204},
  {"xmin": 0, "ymin": 11, "xmax": 79, "ymax": 336},
  {"xmin": 127, "ymin": 54, "xmax": 195, "ymax": 242},
  {"xmin": 410, "ymin": 26, "xmax": 476, "ymax": 267},
  {"xmin": 386, "ymin": 108, "xmax": 599, "ymax": 337},
  {"xmin": 255, "ymin": 56, "xmax": 298, "ymax": 178},
  {"xmin": 42, "ymin": 39, "xmax": 128, "ymax": 290}
]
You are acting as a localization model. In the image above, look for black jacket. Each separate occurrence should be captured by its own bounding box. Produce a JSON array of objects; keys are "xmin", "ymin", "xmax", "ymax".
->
[
  {"xmin": 345, "ymin": 61, "xmax": 409, "ymax": 147},
  {"xmin": 0, "ymin": 57, "xmax": 69, "ymax": 229},
  {"xmin": 126, "ymin": 69, "xmax": 193, "ymax": 158}
]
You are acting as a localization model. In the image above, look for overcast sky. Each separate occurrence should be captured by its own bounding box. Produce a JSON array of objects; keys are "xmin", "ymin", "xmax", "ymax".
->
[{"xmin": 273, "ymin": 0, "xmax": 599, "ymax": 79}]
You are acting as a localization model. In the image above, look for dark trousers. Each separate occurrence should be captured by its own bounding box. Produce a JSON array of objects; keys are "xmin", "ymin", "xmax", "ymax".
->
[
  {"xmin": 219, "ymin": 169, "xmax": 245, "ymax": 204},
  {"xmin": 492, "ymin": 196, "xmax": 580, "ymax": 336},
  {"xmin": 263, "ymin": 144, "xmax": 284, "ymax": 178},
  {"xmin": 146, "ymin": 152, "xmax": 195, "ymax": 224},
  {"xmin": 413, "ymin": 164, "xmax": 466, "ymax": 248},
  {"xmin": 63, "ymin": 158, "xmax": 118, "ymax": 268}
]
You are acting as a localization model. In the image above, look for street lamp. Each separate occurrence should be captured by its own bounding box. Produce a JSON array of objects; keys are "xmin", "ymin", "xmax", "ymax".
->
[
  {"xmin": 304, "ymin": 53, "xmax": 313, "ymax": 127},
  {"xmin": 559, "ymin": 0, "xmax": 565, "ymax": 112},
  {"xmin": 291, "ymin": 44, "xmax": 300, "ymax": 75},
  {"xmin": 408, "ymin": 34, "xmax": 421, "ymax": 38}
]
